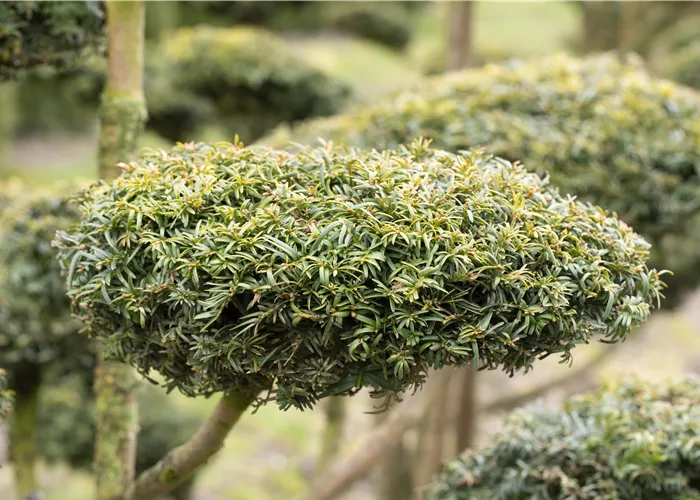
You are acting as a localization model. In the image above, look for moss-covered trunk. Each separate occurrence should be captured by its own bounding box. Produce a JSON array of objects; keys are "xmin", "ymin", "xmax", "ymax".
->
[
  {"xmin": 10, "ymin": 363, "xmax": 41, "ymax": 499},
  {"xmin": 94, "ymin": 2, "xmax": 146, "ymax": 499}
]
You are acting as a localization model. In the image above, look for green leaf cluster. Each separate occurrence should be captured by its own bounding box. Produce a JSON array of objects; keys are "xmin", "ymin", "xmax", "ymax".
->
[
  {"xmin": 263, "ymin": 53, "xmax": 700, "ymax": 307},
  {"xmin": 56, "ymin": 141, "xmax": 663, "ymax": 409},
  {"xmin": 427, "ymin": 376, "xmax": 700, "ymax": 500},
  {"xmin": 0, "ymin": 368, "xmax": 12, "ymax": 420},
  {"xmin": 0, "ymin": 181, "xmax": 87, "ymax": 370},
  {"xmin": 0, "ymin": 0, "xmax": 104, "ymax": 80}
]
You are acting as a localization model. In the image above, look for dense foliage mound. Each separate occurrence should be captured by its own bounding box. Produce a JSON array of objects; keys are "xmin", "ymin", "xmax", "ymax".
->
[
  {"xmin": 427, "ymin": 376, "xmax": 700, "ymax": 500},
  {"xmin": 264, "ymin": 53, "xmax": 700, "ymax": 306},
  {"xmin": 56, "ymin": 141, "xmax": 663, "ymax": 409},
  {"xmin": 0, "ymin": 0, "xmax": 104, "ymax": 80},
  {"xmin": 0, "ymin": 182, "xmax": 86, "ymax": 370},
  {"xmin": 39, "ymin": 375, "xmax": 201, "ymax": 500},
  {"xmin": 0, "ymin": 368, "xmax": 12, "ymax": 419},
  {"xmin": 150, "ymin": 26, "xmax": 351, "ymax": 142}
]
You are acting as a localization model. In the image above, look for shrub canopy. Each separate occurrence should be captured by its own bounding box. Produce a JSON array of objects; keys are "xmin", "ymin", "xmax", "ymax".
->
[
  {"xmin": 427, "ymin": 376, "xmax": 700, "ymax": 500},
  {"xmin": 0, "ymin": 0, "xmax": 104, "ymax": 80},
  {"xmin": 264, "ymin": 53, "xmax": 700, "ymax": 305},
  {"xmin": 0, "ymin": 182, "xmax": 85, "ymax": 370},
  {"xmin": 150, "ymin": 26, "xmax": 351, "ymax": 142},
  {"xmin": 56, "ymin": 141, "xmax": 662, "ymax": 409}
]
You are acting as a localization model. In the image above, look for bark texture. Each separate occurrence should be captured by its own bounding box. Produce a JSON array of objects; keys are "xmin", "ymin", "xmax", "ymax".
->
[{"xmin": 94, "ymin": 2, "xmax": 146, "ymax": 499}]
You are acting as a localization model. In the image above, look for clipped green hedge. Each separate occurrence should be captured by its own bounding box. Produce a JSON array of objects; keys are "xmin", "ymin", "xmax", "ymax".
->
[
  {"xmin": 0, "ymin": 368, "xmax": 12, "ymax": 419},
  {"xmin": 427, "ymin": 376, "xmax": 700, "ymax": 500},
  {"xmin": 39, "ymin": 375, "xmax": 201, "ymax": 500},
  {"xmin": 0, "ymin": 181, "xmax": 86, "ymax": 370},
  {"xmin": 151, "ymin": 26, "xmax": 351, "ymax": 142},
  {"xmin": 0, "ymin": 0, "xmax": 104, "ymax": 80},
  {"xmin": 56, "ymin": 141, "xmax": 662, "ymax": 410},
  {"xmin": 330, "ymin": 5, "xmax": 411, "ymax": 50},
  {"xmin": 264, "ymin": 53, "xmax": 700, "ymax": 306}
]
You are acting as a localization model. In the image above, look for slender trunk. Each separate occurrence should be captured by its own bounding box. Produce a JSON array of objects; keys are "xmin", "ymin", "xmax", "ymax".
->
[
  {"xmin": 447, "ymin": 1, "xmax": 474, "ymax": 70},
  {"xmin": 127, "ymin": 388, "xmax": 259, "ymax": 500},
  {"xmin": 454, "ymin": 368, "xmax": 477, "ymax": 453},
  {"xmin": 317, "ymin": 396, "xmax": 347, "ymax": 474},
  {"xmin": 10, "ymin": 363, "xmax": 41, "ymax": 500},
  {"xmin": 0, "ymin": 82, "xmax": 16, "ymax": 172},
  {"xmin": 375, "ymin": 408, "xmax": 414, "ymax": 500},
  {"xmin": 619, "ymin": 1, "xmax": 642, "ymax": 52},
  {"xmin": 413, "ymin": 369, "xmax": 452, "ymax": 488},
  {"xmin": 580, "ymin": 1, "xmax": 620, "ymax": 53},
  {"xmin": 94, "ymin": 3, "xmax": 146, "ymax": 499}
]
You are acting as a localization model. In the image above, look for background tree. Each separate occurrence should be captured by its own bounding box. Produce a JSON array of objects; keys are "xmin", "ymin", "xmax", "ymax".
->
[
  {"xmin": 0, "ymin": 369, "xmax": 12, "ymax": 421},
  {"xmin": 56, "ymin": 140, "xmax": 662, "ymax": 498},
  {"xmin": 427, "ymin": 376, "xmax": 700, "ymax": 499}
]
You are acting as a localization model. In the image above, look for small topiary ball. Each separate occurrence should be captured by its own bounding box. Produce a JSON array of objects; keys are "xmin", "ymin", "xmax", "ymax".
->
[
  {"xmin": 263, "ymin": 53, "xmax": 700, "ymax": 307},
  {"xmin": 427, "ymin": 376, "xmax": 700, "ymax": 500},
  {"xmin": 151, "ymin": 26, "xmax": 351, "ymax": 143},
  {"xmin": 0, "ymin": 368, "xmax": 12, "ymax": 419},
  {"xmin": 0, "ymin": 1, "xmax": 105, "ymax": 80},
  {"xmin": 56, "ymin": 141, "xmax": 664, "ymax": 410},
  {"xmin": 0, "ymin": 181, "xmax": 87, "ymax": 371}
]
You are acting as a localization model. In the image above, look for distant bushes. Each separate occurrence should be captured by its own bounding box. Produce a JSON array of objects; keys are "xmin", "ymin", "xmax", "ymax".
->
[
  {"xmin": 427, "ymin": 376, "xmax": 700, "ymax": 500},
  {"xmin": 14, "ymin": 26, "xmax": 351, "ymax": 142},
  {"xmin": 264, "ymin": 53, "xmax": 700, "ymax": 307},
  {"xmin": 39, "ymin": 376, "xmax": 202, "ymax": 500},
  {"xmin": 0, "ymin": 1, "xmax": 104, "ymax": 80},
  {"xmin": 0, "ymin": 369, "xmax": 11, "ymax": 419}
]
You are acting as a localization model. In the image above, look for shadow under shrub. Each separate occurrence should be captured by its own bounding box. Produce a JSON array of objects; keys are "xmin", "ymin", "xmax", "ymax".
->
[
  {"xmin": 427, "ymin": 376, "xmax": 700, "ymax": 500},
  {"xmin": 264, "ymin": 53, "xmax": 700, "ymax": 307},
  {"xmin": 56, "ymin": 140, "xmax": 663, "ymax": 411}
]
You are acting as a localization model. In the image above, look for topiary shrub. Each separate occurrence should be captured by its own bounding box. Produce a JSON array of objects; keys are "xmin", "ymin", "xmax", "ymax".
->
[
  {"xmin": 263, "ymin": 53, "xmax": 700, "ymax": 307},
  {"xmin": 150, "ymin": 26, "xmax": 351, "ymax": 143},
  {"xmin": 0, "ymin": 0, "xmax": 105, "ymax": 80},
  {"xmin": 427, "ymin": 376, "xmax": 700, "ymax": 500},
  {"xmin": 663, "ymin": 42, "xmax": 700, "ymax": 90},
  {"xmin": 55, "ymin": 140, "xmax": 663, "ymax": 412},
  {"xmin": 330, "ymin": 5, "xmax": 411, "ymax": 51},
  {"xmin": 0, "ymin": 368, "xmax": 12, "ymax": 420},
  {"xmin": 39, "ymin": 374, "xmax": 202, "ymax": 500}
]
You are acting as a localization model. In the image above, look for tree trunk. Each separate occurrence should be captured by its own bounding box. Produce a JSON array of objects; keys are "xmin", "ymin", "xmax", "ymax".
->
[
  {"xmin": 10, "ymin": 363, "xmax": 41, "ymax": 500},
  {"xmin": 619, "ymin": 1, "xmax": 643, "ymax": 52},
  {"xmin": 127, "ymin": 388, "xmax": 259, "ymax": 500},
  {"xmin": 413, "ymin": 369, "xmax": 452, "ymax": 488},
  {"xmin": 454, "ymin": 368, "xmax": 477, "ymax": 454},
  {"xmin": 580, "ymin": 1, "xmax": 620, "ymax": 53},
  {"xmin": 375, "ymin": 408, "xmax": 414, "ymax": 500},
  {"xmin": 94, "ymin": 2, "xmax": 146, "ymax": 499},
  {"xmin": 317, "ymin": 396, "xmax": 347, "ymax": 474},
  {"xmin": 447, "ymin": 1, "xmax": 474, "ymax": 70},
  {"xmin": 0, "ymin": 82, "xmax": 16, "ymax": 172}
]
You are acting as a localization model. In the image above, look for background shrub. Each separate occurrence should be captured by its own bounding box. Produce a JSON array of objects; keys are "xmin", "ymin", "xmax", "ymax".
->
[
  {"xmin": 0, "ymin": 0, "xmax": 104, "ymax": 80},
  {"xmin": 0, "ymin": 368, "xmax": 11, "ymax": 419},
  {"xmin": 427, "ymin": 376, "xmax": 700, "ymax": 500},
  {"xmin": 152, "ymin": 26, "xmax": 351, "ymax": 143},
  {"xmin": 329, "ymin": 5, "xmax": 411, "ymax": 51},
  {"xmin": 0, "ymin": 182, "xmax": 86, "ymax": 372},
  {"xmin": 263, "ymin": 53, "xmax": 700, "ymax": 306},
  {"xmin": 39, "ymin": 374, "xmax": 202, "ymax": 500},
  {"xmin": 56, "ymin": 141, "xmax": 663, "ymax": 410}
]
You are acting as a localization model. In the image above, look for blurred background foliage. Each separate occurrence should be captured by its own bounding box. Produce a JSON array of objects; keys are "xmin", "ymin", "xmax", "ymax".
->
[{"xmin": 2, "ymin": 2, "xmax": 700, "ymax": 499}]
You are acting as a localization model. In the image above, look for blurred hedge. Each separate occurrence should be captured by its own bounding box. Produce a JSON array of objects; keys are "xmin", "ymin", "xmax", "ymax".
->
[
  {"xmin": 39, "ymin": 375, "xmax": 202, "ymax": 500},
  {"xmin": 264, "ymin": 53, "xmax": 700, "ymax": 307},
  {"xmin": 427, "ymin": 376, "xmax": 700, "ymax": 500},
  {"xmin": 0, "ymin": 368, "xmax": 11, "ymax": 419},
  {"xmin": 0, "ymin": 0, "xmax": 104, "ymax": 80}
]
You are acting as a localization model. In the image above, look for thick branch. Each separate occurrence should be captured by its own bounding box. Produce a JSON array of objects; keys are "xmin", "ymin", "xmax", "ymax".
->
[
  {"xmin": 305, "ymin": 386, "xmax": 440, "ymax": 500},
  {"xmin": 126, "ymin": 388, "xmax": 259, "ymax": 500}
]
